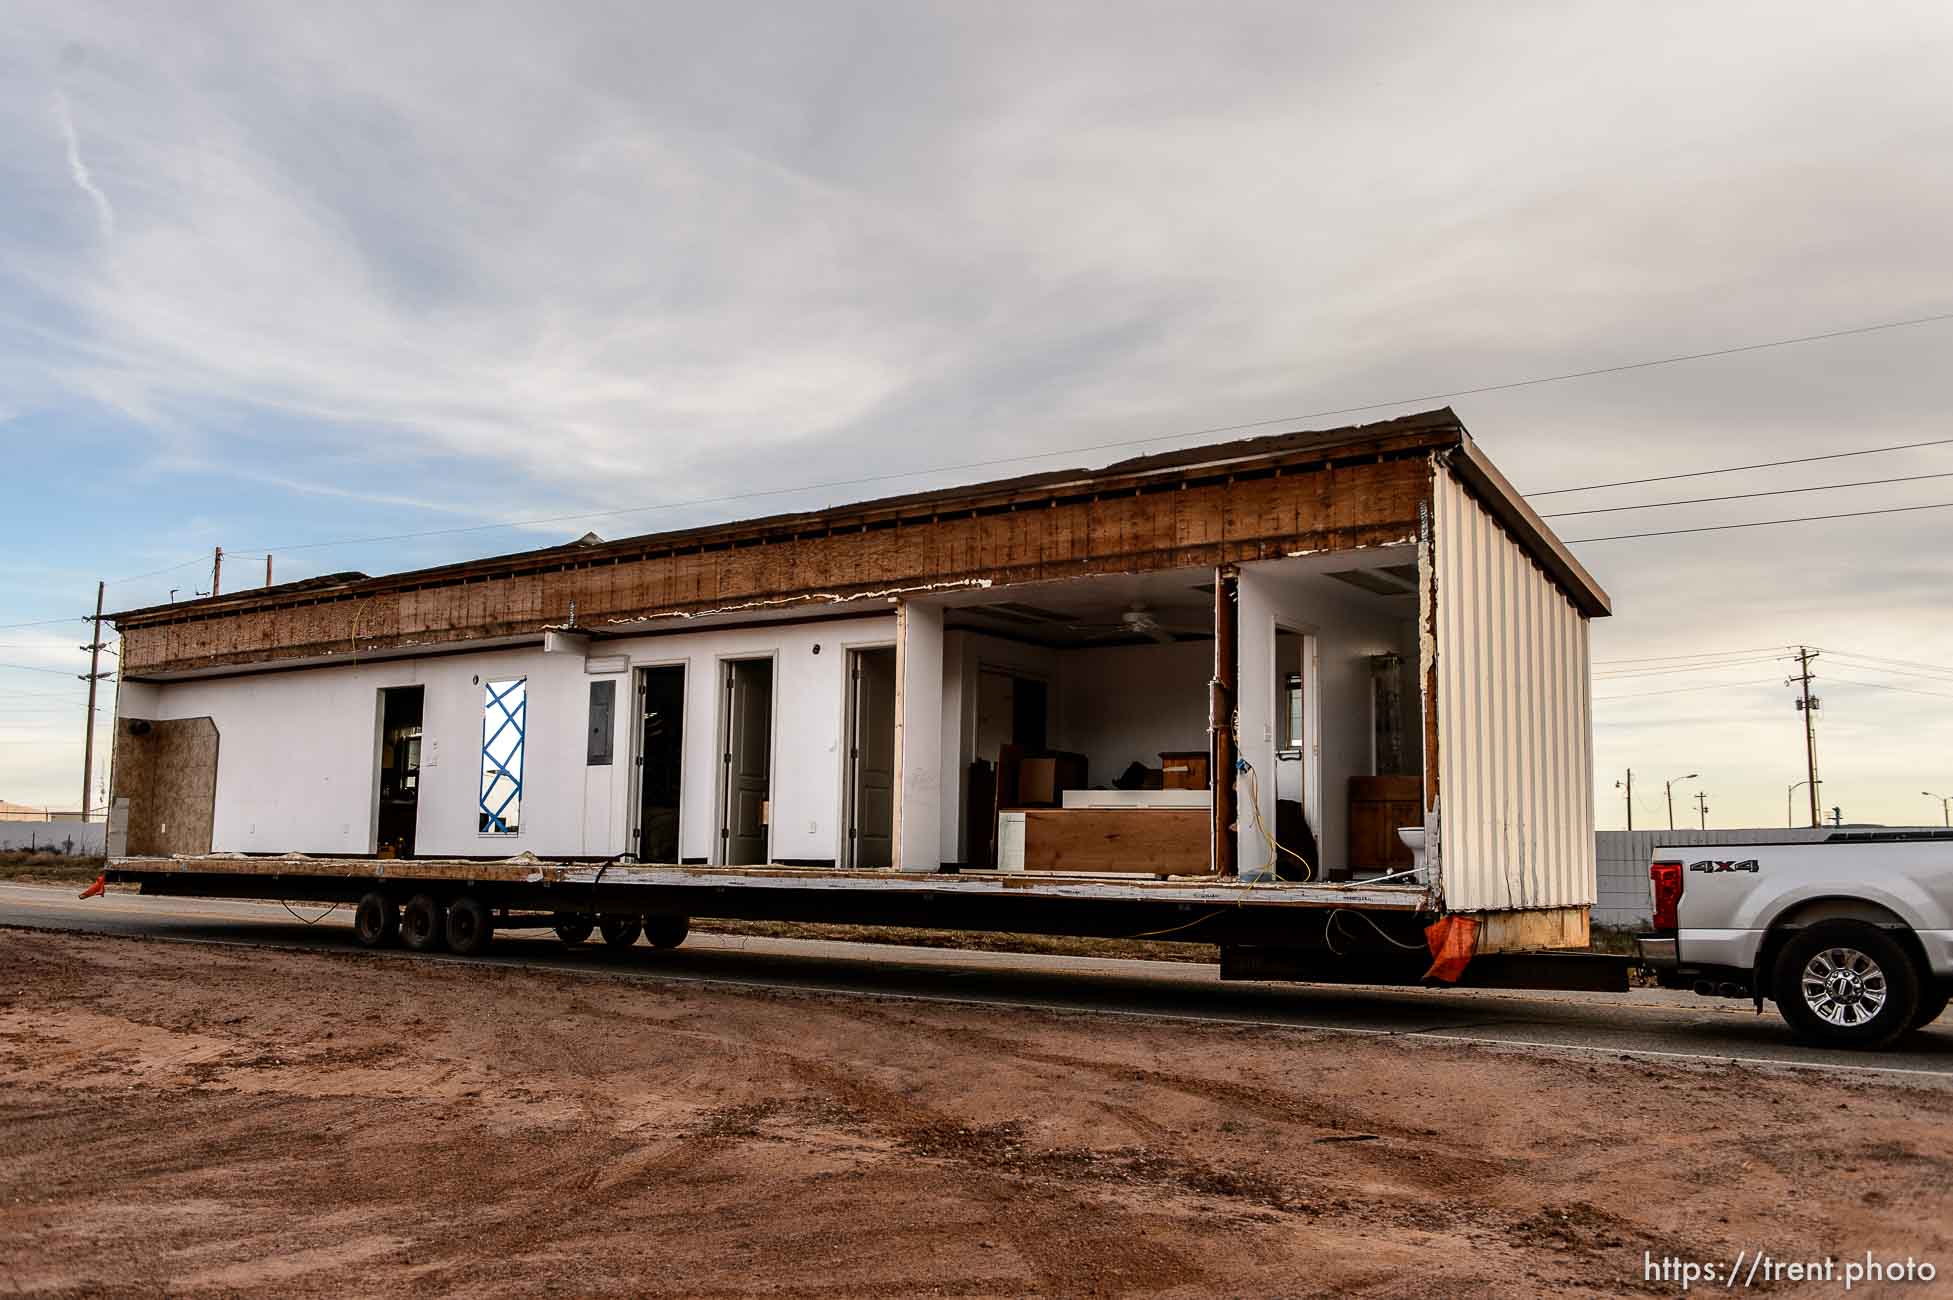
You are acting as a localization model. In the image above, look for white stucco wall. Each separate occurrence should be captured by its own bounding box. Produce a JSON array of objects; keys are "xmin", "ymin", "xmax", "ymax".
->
[{"xmin": 122, "ymin": 614, "xmax": 895, "ymax": 861}]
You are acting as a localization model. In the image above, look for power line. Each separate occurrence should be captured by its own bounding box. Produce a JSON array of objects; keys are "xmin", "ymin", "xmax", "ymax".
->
[
  {"xmin": 1594, "ymin": 656, "xmax": 1789, "ymax": 681},
  {"xmin": 1820, "ymin": 679, "xmax": 1953, "ymax": 698},
  {"xmin": 1540, "ymin": 470, "xmax": 1953, "ymax": 518},
  {"xmin": 0, "ymin": 617, "xmax": 86, "ymax": 631},
  {"xmin": 1530, "ymin": 435, "xmax": 1953, "ymax": 498},
  {"xmin": 1814, "ymin": 648, "xmax": 1953, "ymax": 680},
  {"xmin": 1567, "ymin": 500, "xmax": 1953, "ymax": 543},
  {"xmin": 1593, "ymin": 677, "xmax": 1785, "ymax": 701},
  {"xmin": 179, "ymin": 309, "xmax": 1953, "ymax": 562},
  {"xmin": 1593, "ymin": 645, "xmax": 1793, "ymax": 666},
  {"xmin": 0, "ymin": 663, "xmax": 91, "ymax": 677}
]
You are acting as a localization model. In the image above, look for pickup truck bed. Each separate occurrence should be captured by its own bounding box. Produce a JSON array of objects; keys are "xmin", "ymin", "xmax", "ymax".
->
[{"xmin": 1637, "ymin": 830, "xmax": 1953, "ymax": 1048}]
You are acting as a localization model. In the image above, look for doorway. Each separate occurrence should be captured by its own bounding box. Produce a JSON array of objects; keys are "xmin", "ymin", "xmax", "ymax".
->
[
  {"xmin": 635, "ymin": 665, "xmax": 685, "ymax": 862},
  {"xmin": 844, "ymin": 647, "xmax": 896, "ymax": 868},
  {"xmin": 376, "ymin": 686, "xmax": 424, "ymax": 858},
  {"xmin": 719, "ymin": 657, "xmax": 774, "ymax": 865}
]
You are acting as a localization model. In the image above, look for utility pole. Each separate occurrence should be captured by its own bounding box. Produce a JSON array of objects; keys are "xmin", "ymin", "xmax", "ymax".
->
[
  {"xmin": 265, "ymin": 554, "xmax": 273, "ymax": 587},
  {"xmin": 1924, "ymin": 792, "xmax": 1951, "ymax": 828},
  {"xmin": 1615, "ymin": 770, "xmax": 1634, "ymax": 831},
  {"xmin": 1790, "ymin": 646, "xmax": 1821, "ymax": 827},
  {"xmin": 1694, "ymin": 790, "xmax": 1709, "ymax": 829},
  {"xmin": 211, "ymin": 546, "xmax": 223, "ymax": 597},
  {"xmin": 79, "ymin": 581, "xmax": 109, "ymax": 822},
  {"xmin": 1665, "ymin": 771, "xmax": 1697, "ymax": 831}
]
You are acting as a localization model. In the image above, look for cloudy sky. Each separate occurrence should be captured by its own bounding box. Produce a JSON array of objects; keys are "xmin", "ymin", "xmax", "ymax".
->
[{"xmin": 3, "ymin": 0, "xmax": 1950, "ymax": 830}]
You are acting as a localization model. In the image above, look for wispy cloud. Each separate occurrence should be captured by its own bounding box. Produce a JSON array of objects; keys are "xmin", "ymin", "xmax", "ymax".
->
[{"xmin": 52, "ymin": 91, "xmax": 114, "ymax": 242}]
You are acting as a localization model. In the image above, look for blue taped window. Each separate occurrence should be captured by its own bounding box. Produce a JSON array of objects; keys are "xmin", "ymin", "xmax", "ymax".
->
[{"xmin": 479, "ymin": 677, "xmax": 526, "ymax": 833}]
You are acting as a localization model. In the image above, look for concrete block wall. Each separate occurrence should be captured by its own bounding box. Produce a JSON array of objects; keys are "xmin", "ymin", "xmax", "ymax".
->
[{"xmin": 1591, "ymin": 827, "xmax": 1940, "ymax": 927}]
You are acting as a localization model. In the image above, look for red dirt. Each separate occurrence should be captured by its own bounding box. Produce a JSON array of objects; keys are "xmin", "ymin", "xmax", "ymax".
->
[{"xmin": 2, "ymin": 930, "xmax": 1948, "ymax": 1298}]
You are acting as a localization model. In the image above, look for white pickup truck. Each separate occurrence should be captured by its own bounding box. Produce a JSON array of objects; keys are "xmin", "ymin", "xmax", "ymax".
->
[{"xmin": 1637, "ymin": 831, "xmax": 1953, "ymax": 1049}]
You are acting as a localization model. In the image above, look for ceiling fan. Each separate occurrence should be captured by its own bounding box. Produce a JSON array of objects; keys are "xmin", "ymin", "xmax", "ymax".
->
[{"xmin": 1065, "ymin": 602, "xmax": 1209, "ymax": 644}]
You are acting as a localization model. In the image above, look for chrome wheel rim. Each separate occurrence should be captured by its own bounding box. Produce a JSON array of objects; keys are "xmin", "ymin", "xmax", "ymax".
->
[{"xmin": 1801, "ymin": 946, "xmax": 1889, "ymax": 1027}]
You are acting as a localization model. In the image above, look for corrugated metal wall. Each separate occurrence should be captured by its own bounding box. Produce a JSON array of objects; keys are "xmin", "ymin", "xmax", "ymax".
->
[{"xmin": 1431, "ymin": 465, "xmax": 1595, "ymax": 912}]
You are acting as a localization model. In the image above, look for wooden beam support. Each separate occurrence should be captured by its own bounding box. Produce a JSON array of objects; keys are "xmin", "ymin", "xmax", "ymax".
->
[{"xmin": 1211, "ymin": 564, "xmax": 1239, "ymax": 878}]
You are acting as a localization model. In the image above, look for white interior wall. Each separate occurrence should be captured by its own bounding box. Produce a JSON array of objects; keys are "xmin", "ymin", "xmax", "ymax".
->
[
  {"xmin": 1056, "ymin": 640, "xmax": 1212, "ymax": 784},
  {"xmin": 894, "ymin": 601, "xmax": 944, "ymax": 870},
  {"xmin": 1235, "ymin": 555, "xmax": 1421, "ymax": 881},
  {"xmin": 126, "ymin": 613, "xmax": 896, "ymax": 861}
]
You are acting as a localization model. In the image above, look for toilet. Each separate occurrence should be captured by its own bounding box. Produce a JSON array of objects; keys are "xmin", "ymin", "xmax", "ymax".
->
[{"xmin": 1396, "ymin": 827, "xmax": 1428, "ymax": 879}]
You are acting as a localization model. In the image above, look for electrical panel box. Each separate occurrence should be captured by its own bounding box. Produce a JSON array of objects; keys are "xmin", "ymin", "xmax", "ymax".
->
[{"xmin": 588, "ymin": 680, "xmax": 615, "ymax": 766}]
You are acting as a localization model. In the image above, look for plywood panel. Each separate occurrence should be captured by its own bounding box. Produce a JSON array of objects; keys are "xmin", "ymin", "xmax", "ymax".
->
[
  {"xmin": 111, "ymin": 716, "xmax": 220, "ymax": 856},
  {"xmin": 1021, "ymin": 808, "xmax": 1211, "ymax": 874}
]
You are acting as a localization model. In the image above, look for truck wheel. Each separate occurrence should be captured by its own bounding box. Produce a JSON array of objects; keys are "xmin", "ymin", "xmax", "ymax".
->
[
  {"xmin": 643, "ymin": 916, "xmax": 689, "ymax": 950},
  {"xmin": 352, "ymin": 892, "xmax": 399, "ymax": 948},
  {"xmin": 446, "ymin": 897, "xmax": 494, "ymax": 956},
  {"xmin": 400, "ymin": 893, "xmax": 446, "ymax": 953},
  {"xmin": 1772, "ymin": 922, "xmax": 1921, "ymax": 1050},
  {"xmin": 553, "ymin": 916, "xmax": 595, "ymax": 946},
  {"xmin": 599, "ymin": 916, "xmax": 642, "ymax": 947},
  {"xmin": 1912, "ymin": 987, "xmax": 1950, "ymax": 1031}
]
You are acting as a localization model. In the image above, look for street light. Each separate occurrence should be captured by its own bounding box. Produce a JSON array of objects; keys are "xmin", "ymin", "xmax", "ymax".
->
[
  {"xmin": 1788, "ymin": 780, "xmax": 1812, "ymax": 828},
  {"xmin": 1666, "ymin": 772, "xmax": 1698, "ymax": 831},
  {"xmin": 1924, "ymin": 791, "xmax": 1951, "ymax": 829}
]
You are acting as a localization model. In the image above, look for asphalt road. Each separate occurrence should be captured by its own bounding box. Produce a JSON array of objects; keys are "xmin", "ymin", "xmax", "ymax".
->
[{"xmin": 5, "ymin": 881, "xmax": 1951, "ymax": 1082}]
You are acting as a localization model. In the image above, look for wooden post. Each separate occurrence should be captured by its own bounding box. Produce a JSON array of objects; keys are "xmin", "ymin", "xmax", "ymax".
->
[
  {"xmin": 211, "ymin": 546, "xmax": 223, "ymax": 597},
  {"xmin": 80, "ymin": 581, "xmax": 106, "ymax": 821},
  {"xmin": 265, "ymin": 554, "xmax": 273, "ymax": 587},
  {"xmin": 1212, "ymin": 565, "xmax": 1238, "ymax": 877}
]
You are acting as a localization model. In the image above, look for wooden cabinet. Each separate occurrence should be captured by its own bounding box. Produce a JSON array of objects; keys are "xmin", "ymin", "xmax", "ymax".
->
[{"xmin": 1347, "ymin": 775, "xmax": 1423, "ymax": 872}]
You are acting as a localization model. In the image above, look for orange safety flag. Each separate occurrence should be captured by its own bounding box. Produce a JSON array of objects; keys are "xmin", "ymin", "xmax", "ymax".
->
[
  {"xmin": 78, "ymin": 874, "xmax": 107, "ymax": 900},
  {"xmin": 1421, "ymin": 915, "xmax": 1478, "ymax": 984}
]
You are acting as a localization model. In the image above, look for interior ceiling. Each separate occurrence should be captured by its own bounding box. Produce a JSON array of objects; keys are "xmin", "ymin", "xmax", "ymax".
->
[{"xmin": 941, "ymin": 549, "xmax": 1418, "ymax": 647}]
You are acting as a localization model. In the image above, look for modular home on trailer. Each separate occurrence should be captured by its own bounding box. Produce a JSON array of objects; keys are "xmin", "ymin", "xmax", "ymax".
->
[{"xmin": 102, "ymin": 408, "xmax": 1616, "ymax": 986}]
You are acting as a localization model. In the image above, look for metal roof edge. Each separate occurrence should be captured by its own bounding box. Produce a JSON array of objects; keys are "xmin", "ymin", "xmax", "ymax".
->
[{"xmin": 1446, "ymin": 436, "xmax": 1613, "ymax": 618}]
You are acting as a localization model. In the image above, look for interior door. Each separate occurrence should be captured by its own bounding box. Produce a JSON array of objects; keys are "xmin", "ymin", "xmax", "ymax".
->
[
  {"xmin": 721, "ymin": 658, "xmax": 773, "ymax": 865},
  {"xmin": 847, "ymin": 648, "xmax": 896, "ymax": 868},
  {"xmin": 636, "ymin": 666, "xmax": 685, "ymax": 863}
]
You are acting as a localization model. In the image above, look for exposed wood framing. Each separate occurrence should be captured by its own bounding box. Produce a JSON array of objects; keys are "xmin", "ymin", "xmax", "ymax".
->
[
  {"xmin": 114, "ymin": 416, "xmax": 1461, "ymax": 677},
  {"xmin": 1210, "ymin": 564, "xmax": 1239, "ymax": 878},
  {"xmin": 1471, "ymin": 905, "xmax": 1591, "ymax": 953}
]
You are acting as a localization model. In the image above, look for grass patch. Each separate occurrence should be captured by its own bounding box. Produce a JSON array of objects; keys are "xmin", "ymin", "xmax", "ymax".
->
[{"xmin": 0, "ymin": 851, "xmax": 108, "ymax": 884}]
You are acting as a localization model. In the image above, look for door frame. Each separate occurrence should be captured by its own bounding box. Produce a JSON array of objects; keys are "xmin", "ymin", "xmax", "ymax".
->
[
  {"xmin": 714, "ymin": 652, "xmax": 779, "ymax": 866},
  {"xmin": 627, "ymin": 659, "xmax": 689, "ymax": 863},
  {"xmin": 839, "ymin": 641, "xmax": 898, "ymax": 868},
  {"xmin": 1272, "ymin": 622, "xmax": 1321, "ymax": 848},
  {"xmin": 370, "ymin": 683, "xmax": 425, "ymax": 856}
]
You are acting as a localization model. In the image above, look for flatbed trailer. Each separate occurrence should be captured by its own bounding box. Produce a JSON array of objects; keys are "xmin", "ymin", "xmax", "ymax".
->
[{"xmin": 103, "ymin": 854, "xmax": 1631, "ymax": 993}]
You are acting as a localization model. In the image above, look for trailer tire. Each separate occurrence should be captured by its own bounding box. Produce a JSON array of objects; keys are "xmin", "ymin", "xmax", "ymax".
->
[
  {"xmin": 599, "ymin": 916, "xmax": 642, "ymax": 948},
  {"xmin": 446, "ymin": 897, "xmax": 494, "ymax": 956},
  {"xmin": 400, "ymin": 893, "xmax": 446, "ymax": 953},
  {"xmin": 553, "ymin": 917, "xmax": 595, "ymax": 946},
  {"xmin": 1772, "ymin": 921, "xmax": 1921, "ymax": 1050},
  {"xmin": 643, "ymin": 916, "xmax": 689, "ymax": 950},
  {"xmin": 353, "ymin": 892, "xmax": 399, "ymax": 948}
]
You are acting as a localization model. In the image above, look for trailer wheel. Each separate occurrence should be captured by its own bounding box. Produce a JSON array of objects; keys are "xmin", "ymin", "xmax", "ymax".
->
[
  {"xmin": 1772, "ymin": 921, "xmax": 1921, "ymax": 1050},
  {"xmin": 599, "ymin": 916, "xmax": 642, "ymax": 947},
  {"xmin": 352, "ymin": 892, "xmax": 398, "ymax": 948},
  {"xmin": 446, "ymin": 897, "xmax": 494, "ymax": 956},
  {"xmin": 400, "ymin": 893, "xmax": 446, "ymax": 952},
  {"xmin": 553, "ymin": 916, "xmax": 595, "ymax": 946},
  {"xmin": 643, "ymin": 916, "xmax": 689, "ymax": 950}
]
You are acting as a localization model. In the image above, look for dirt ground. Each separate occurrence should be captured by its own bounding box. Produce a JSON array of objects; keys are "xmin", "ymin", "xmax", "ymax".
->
[{"xmin": 3, "ymin": 931, "xmax": 1949, "ymax": 1298}]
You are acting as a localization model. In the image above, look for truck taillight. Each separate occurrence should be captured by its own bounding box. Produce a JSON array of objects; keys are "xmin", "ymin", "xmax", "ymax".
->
[{"xmin": 1650, "ymin": 860, "xmax": 1684, "ymax": 931}]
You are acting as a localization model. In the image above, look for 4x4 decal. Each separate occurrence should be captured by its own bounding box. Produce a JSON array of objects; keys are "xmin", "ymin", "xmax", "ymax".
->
[{"xmin": 1688, "ymin": 858, "xmax": 1760, "ymax": 873}]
